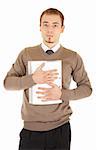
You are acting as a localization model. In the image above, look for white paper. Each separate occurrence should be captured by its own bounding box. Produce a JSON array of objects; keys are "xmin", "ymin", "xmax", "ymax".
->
[{"xmin": 28, "ymin": 60, "xmax": 62, "ymax": 105}]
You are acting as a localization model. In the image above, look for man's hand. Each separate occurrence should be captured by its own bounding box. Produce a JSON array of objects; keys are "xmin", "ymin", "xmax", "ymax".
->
[
  {"xmin": 36, "ymin": 83, "xmax": 62, "ymax": 101},
  {"xmin": 32, "ymin": 63, "xmax": 59, "ymax": 84}
]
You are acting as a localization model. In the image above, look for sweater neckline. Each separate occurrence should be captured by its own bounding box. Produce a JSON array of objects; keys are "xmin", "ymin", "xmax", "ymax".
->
[{"xmin": 38, "ymin": 44, "xmax": 63, "ymax": 59}]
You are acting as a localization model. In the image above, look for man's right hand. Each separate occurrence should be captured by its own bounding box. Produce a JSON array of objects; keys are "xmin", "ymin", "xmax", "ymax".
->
[{"xmin": 32, "ymin": 63, "xmax": 59, "ymax": 84}]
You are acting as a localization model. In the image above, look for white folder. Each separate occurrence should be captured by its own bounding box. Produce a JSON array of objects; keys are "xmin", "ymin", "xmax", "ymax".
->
[{"xmin": 28, "ymin": 60, "xmax": 62, "ymax": 105}]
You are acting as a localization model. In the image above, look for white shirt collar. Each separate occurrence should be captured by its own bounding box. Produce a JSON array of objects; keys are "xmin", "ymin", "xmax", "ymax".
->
[{"xmin": 41, "ymin": 42, "xmax": 61, "ymax": 53}]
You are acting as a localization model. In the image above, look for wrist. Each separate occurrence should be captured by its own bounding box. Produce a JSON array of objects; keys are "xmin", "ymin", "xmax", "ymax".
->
[{"xmin": 32, "ymin": 74, "xmax": 37, "ymax": 84}]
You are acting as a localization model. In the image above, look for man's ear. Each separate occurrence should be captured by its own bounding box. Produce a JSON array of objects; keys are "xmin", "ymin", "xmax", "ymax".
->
[
  {"xmin": 40, "ymin": 25, "xmax": 41, "ymax": 31},
  {"xmin": 61, "ymin": 25, "xmax": 65, "ymax": 33}
]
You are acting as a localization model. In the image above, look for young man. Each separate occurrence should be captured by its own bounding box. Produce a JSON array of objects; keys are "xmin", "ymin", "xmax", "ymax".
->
[{"xmin": 4, "ymin": 8, "xmax": 92, "ymax": 150}]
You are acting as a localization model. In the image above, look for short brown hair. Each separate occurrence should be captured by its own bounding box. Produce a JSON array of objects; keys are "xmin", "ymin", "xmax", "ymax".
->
[{"xmin": 40, "ymin": 8, "xmax": 64, "ymax": 26}]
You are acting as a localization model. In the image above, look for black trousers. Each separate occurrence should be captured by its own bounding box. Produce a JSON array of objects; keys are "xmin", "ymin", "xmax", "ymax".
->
[{"xmin": 19, "ymin": 122, "xmax": 71, "ymax": 150}]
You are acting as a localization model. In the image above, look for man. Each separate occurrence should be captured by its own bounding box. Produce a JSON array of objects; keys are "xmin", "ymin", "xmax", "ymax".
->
[{"xmin": 4, "ymin": 8, "xmax": 92, "ymax": 150}]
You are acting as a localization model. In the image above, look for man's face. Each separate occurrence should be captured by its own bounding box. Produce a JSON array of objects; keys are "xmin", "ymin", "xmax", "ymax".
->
[{"xmin": 40, "ymin": 14, "xmax": 64, "ymax": 46}]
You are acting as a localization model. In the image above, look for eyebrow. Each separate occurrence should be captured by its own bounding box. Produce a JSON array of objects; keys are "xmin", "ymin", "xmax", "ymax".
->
[
  {"xmin": 53, "ymin": 22, "xmax": 60, "ymax": 25},
  {"xmin": 43, "ymin": 21, "xmax": 60, "ymax": 24}
]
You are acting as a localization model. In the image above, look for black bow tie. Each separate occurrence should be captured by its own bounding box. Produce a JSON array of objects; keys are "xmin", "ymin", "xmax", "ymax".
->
[{"xmin": 46, "ymin": 50, "xmax": 54, "ymax": 55}]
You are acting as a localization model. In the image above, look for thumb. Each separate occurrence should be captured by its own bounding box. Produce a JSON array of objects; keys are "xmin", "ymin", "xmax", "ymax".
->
[
  {"xmin": 36, "ymin": 63, "xmax": 45, "ymax": 71},
  {"xmin": 48, "ymin": 82, "xmax": 57, "ymax": 88}
]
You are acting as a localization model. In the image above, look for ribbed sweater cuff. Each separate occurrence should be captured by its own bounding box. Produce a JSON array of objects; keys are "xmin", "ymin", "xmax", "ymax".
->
[{"xmin": 61, "ymin": 88, "xmax": 74, "ymax": 101}]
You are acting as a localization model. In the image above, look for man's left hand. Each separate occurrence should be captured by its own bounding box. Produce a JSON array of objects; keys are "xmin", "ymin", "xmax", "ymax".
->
[{"xmin": 36, "ymin": 83, "xmax": 62, "ymax": 101}]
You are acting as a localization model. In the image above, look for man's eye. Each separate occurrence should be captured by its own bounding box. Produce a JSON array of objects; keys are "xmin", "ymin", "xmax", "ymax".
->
[
  {"xmin": 53, "ymin": 24, "xmax": 58, "ymax": 27},
  {"xmin": 44, "ymin": 24, "xmax": 48, "ymax": 27}
]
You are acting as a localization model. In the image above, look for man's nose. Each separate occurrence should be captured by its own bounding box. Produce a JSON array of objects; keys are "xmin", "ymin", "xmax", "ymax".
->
[{"xmin": 47, "ymin": 26, "xmax": 53, "ymax": 33}]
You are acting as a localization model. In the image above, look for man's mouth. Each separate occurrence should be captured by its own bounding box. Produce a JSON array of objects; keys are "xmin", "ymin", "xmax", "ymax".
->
[
  {"xmin": 45, "ymin": 35, "xmax": 54, "ymax": 43},
  {"xmin": 47, "ymin": 35, "xmax": 53, "ymax": 38}
]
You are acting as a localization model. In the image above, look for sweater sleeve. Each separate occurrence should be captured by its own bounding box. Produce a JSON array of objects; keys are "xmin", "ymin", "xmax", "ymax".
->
[
  {"xmin": 4, "ymin": 49, "xmax": 36, "ymax": 90},
  {"xmin": 61, "ymin": 53, "xmax": 92, "ymax": 101}
]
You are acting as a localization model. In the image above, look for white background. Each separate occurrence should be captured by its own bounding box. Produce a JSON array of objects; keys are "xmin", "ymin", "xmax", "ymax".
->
[{"xmin": 0, "ymin": 0, "xmax": 97, "ymax": 150}]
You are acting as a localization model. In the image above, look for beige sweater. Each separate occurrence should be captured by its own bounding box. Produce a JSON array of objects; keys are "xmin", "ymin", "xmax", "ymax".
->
[{"xmin": 4, "ymin": 45, "xmax": 92, "ymax": 131}]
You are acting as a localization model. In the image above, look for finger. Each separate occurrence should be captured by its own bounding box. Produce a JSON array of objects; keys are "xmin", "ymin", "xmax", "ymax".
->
[
  {"xmin": 46, "ymin": 69, "xmax": 58, "ymax": 74},
  {"xmin": 52, "ymin": 73, "xmax": 59, "ymax": 76},
  {"xmin": 47, "ymin": 81, "xmax": 54, "ymax": 84},
  {"xmin": 47, "ymin": 82, "xmax": 57, "ymax": 88},
  {"xmin": 46, "ymin": 81, "xmax": 53, "ymax": 84},
  {"xmin": 47, "ymin": 77, "xmax": 58, "ymax": 80},
  {"xmin": 36, "ymin": 91, "xmax": 45, "ymax": 95},
  {"xmin": 36, "ymin": 91, "xmax": 47, "ymax": 95},
  {"xmin": 42, "ymin": 98, "xmax": 59, "ymax": 101},
  {"xmin": 46, "ymin": 74, "xmax": 59, "ymax": 78},
  {"xmin": 41, "ymin": 97, "xmax": 51, "ymax": 101},
  {"xmin": 36, "ymin": 63, "xmax": 45, "ymax": 71},
  {"xmin": 37, "ymin": 95, "xmax": 47, "ymax": 99},
  {"xmin": 38, "ymin": 87, "xmax": 50, "ymax": 90},
  {"xmin": 44, "ymin": 71, "xmax": 59, "ymax": 79}
]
